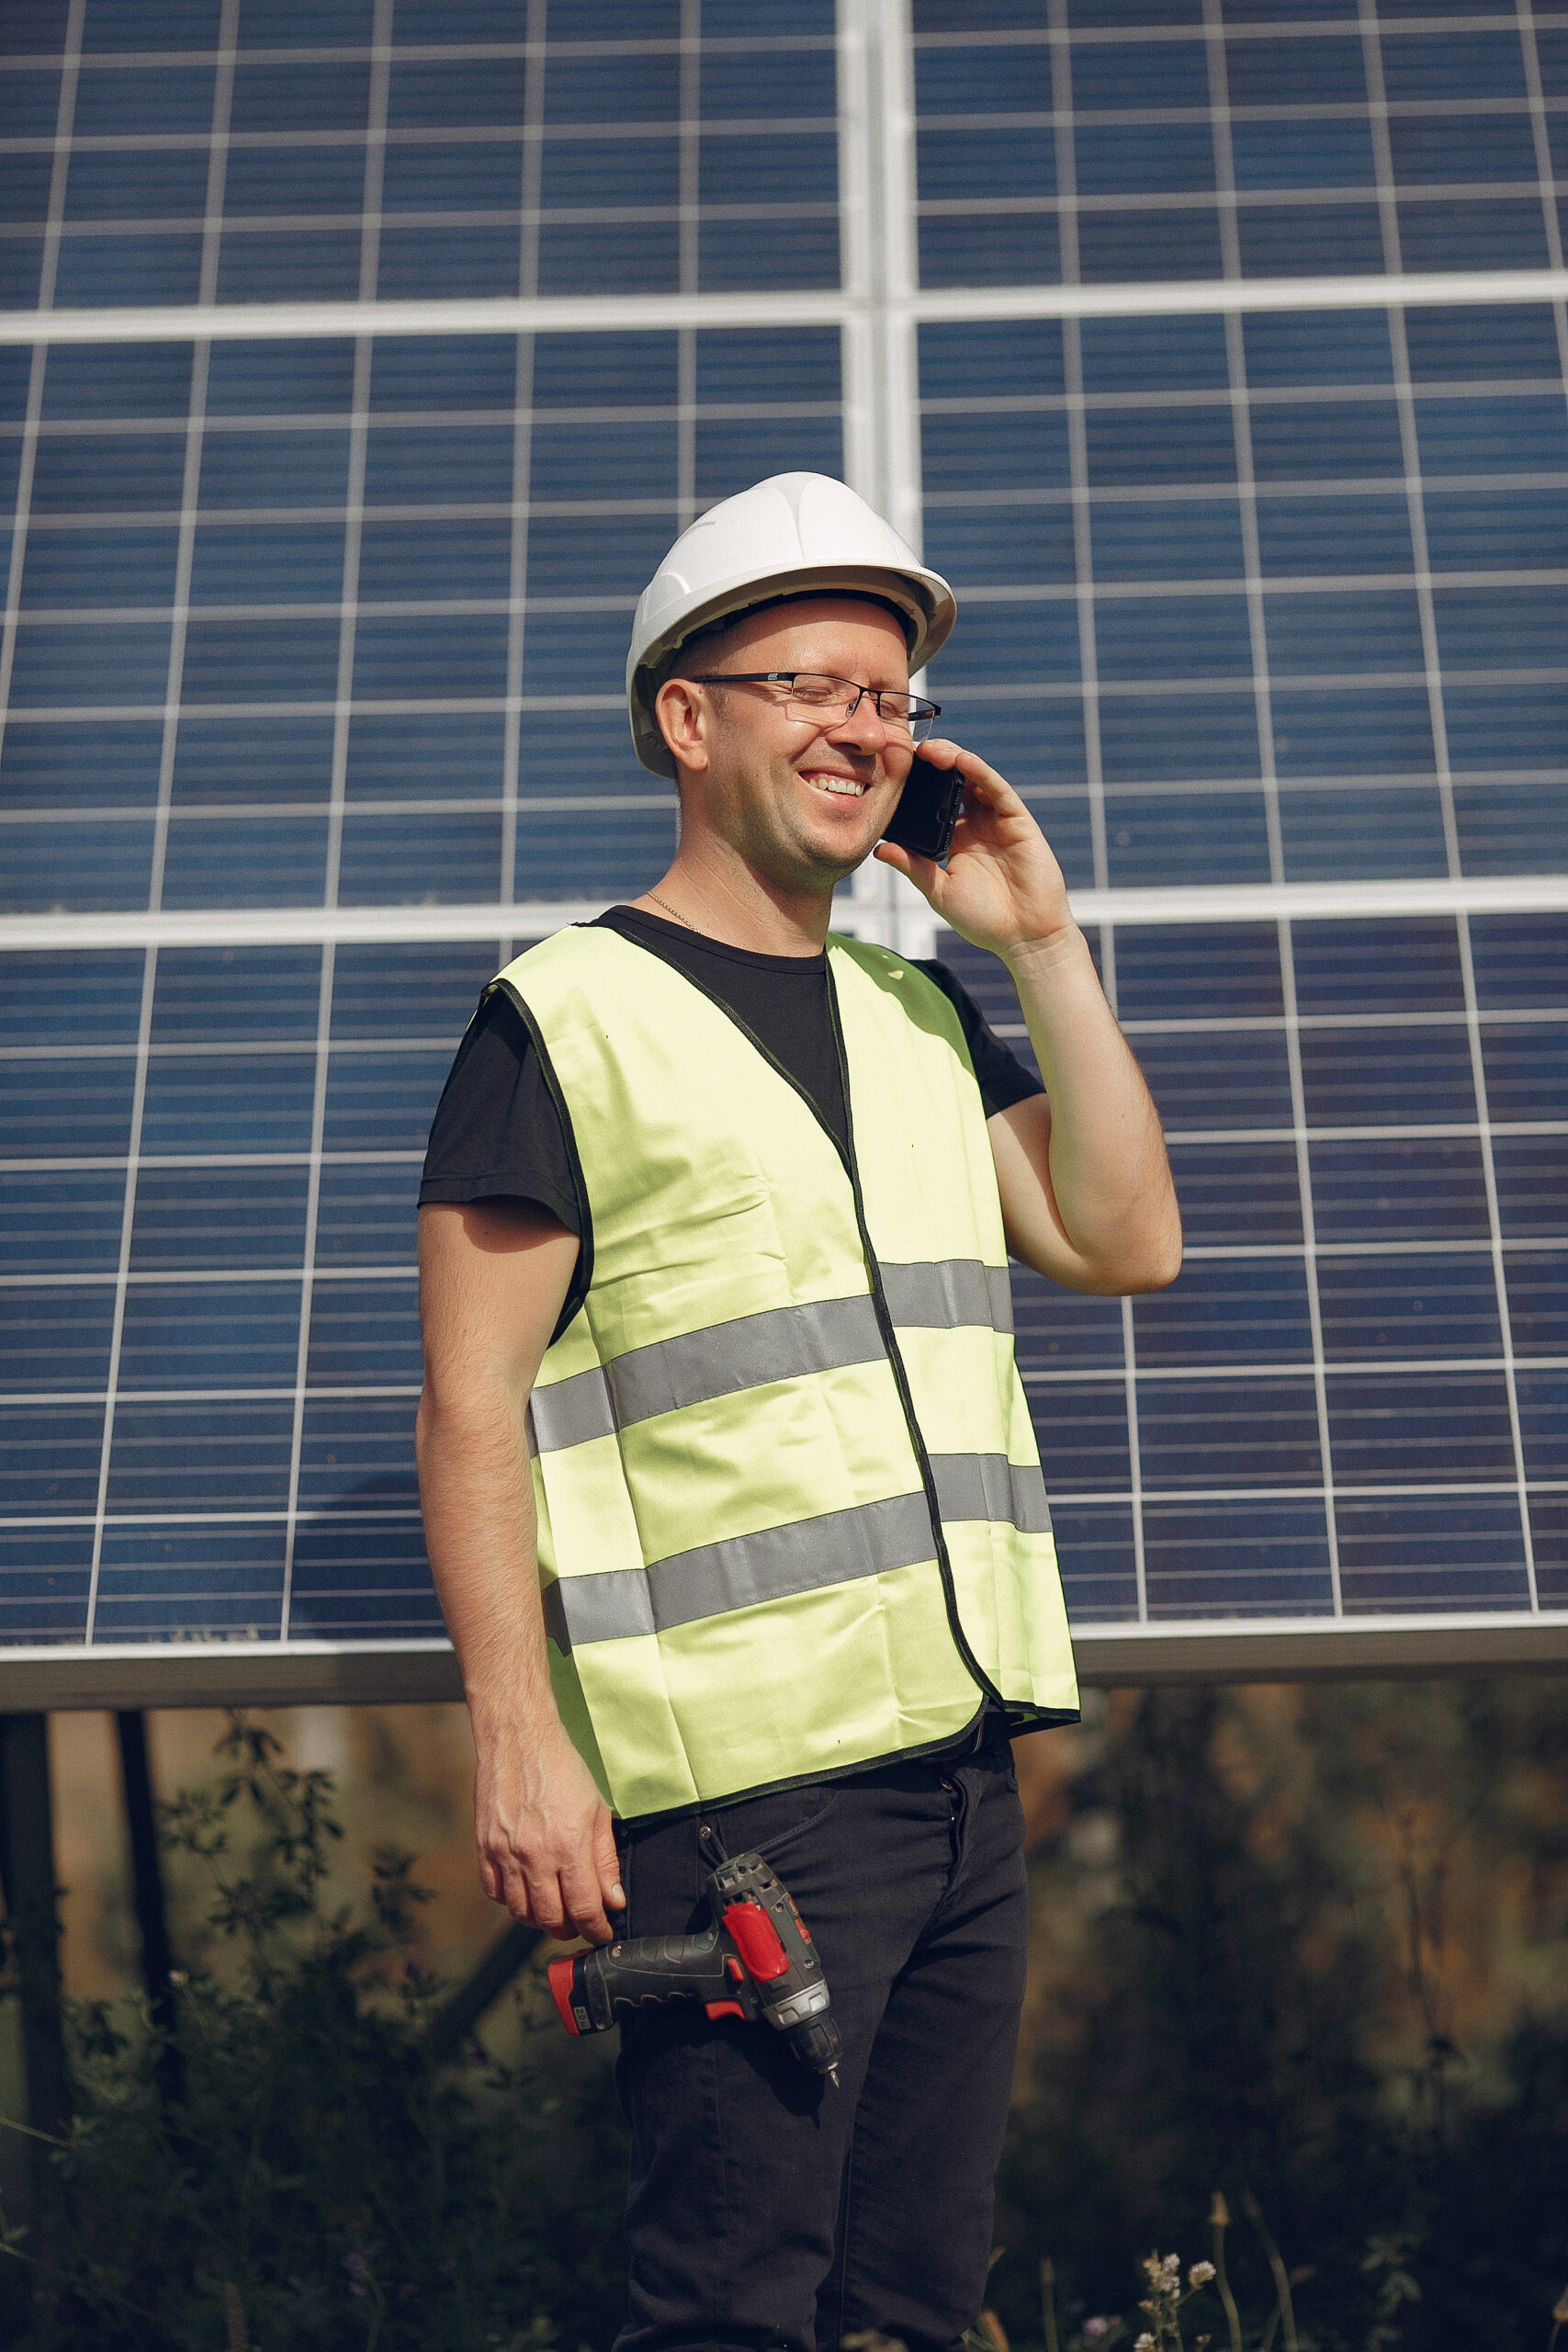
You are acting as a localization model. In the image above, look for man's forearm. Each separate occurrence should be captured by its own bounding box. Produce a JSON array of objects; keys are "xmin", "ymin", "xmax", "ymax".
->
[
  {"xmin": 1002, "ymin": 922, "xmax": 1180, "ymax": 1289},
  {"xmin": 416, "ymin": 1201, "xmax": 621, "ymax": 1939},
  {"xmin": 415, "ymin": 1384, "xmax": 556, "ymax": 1736}
]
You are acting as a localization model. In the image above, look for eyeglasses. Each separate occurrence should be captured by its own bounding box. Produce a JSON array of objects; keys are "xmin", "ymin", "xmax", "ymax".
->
[{"xmin": 687, "ymin": 671, "xmax": 942, "ymax": 744}]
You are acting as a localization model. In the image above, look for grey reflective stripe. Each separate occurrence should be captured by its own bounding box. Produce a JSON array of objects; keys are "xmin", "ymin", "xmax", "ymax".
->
[
  {"xmin": 543, "ymin": 1453, "xmax": 1050, "ymax": 1652},
  {"xmin": 607, "ymin": 1292, "xmax": 883, "ymax": 1430},
  {"xmin": 529, "ymin": 1294, "xmax": 884, "ymax": 1456},
  {"xmin": 545, "ymin": 1490, "xmax": 935, "ymax": 1652},
  {"xmin": 530, "ymin": 1365, "xmax": 615, "ymax": 1454},
  {"xmin": 880, "ymin": 1259, "xmax": 1014, "ymax": 1338},
  {"xmin": 530, "ymin": 1261, "xmax": 1014, "ymax": 1458},
  {"xmin": 931, "ymin": 1453, "xmax": 1052, "ymax": 1536}
]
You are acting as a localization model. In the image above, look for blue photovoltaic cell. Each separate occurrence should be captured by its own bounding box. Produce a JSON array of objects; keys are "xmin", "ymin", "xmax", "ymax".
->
[
  {"xmin": 1336, "ymin": 1496, "xmax": 1531, "ymax": 1614},
  {"xmin": 4, "ymin": 15, "xmax": 1567, "ymax": 1657},
  {"xmin": 1325, "ymin": 1370, "xmax": 1517, "ymax": 1485},
  {"xmin": 1035, "ymin": 1384, "xmax": 1133, "ymax": 1496},
  {"xmin": 1162, "ymin": 1143, "xmax": 1303, "ymax": 1247},
  {"xmin": 1133, "ymin": 1259, "xmax": 1315, "ymax": 1366},
  {"xmin": 1136, "ymin": 1380, "xmax": 1325, "ymax": 1490},
  {"xmin": 1144, "ymin": 1501, "xmax": 1336, "ymax": 1620},
  {"xmin": 0, "ymin": 1405, "xmax": 103, "ymax": 1518}
]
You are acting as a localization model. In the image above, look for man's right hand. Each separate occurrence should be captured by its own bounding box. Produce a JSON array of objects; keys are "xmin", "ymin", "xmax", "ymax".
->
[{"xmin": 472, "ymin": 1719, "xmax": 626, "ymax": 1945}]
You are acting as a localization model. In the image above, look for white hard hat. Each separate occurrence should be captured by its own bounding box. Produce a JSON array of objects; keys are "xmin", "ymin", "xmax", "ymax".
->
[{"xmin": 626, "ymin": 472, "xmax": 957, "ymax": 779}]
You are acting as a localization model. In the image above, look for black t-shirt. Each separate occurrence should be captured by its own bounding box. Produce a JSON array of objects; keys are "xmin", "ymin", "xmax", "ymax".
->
[{"xmin": 420, "ymin": 906, "xmax": 1044, "ymax": 1318}]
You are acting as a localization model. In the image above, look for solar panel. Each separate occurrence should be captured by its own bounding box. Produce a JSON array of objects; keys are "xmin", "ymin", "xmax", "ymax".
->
[{"xmin": 2, "ymin": 0, "xmax": 1565, "ymax": 1701}]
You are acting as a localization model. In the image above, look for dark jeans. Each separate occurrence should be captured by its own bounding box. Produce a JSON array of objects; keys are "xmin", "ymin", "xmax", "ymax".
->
[{"xmin": 612, "ymin": 1739, "xmax": 1029, "ymax": 2352}]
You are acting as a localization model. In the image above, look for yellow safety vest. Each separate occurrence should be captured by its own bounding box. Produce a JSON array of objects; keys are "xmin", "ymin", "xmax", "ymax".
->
[{"xmin": 493, "ymin": 924, "xmax": 1078, "ymax": 1821}]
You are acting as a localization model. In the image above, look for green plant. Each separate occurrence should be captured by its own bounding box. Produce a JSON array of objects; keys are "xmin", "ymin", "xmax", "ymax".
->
[{"xmin": 0, "ymin": 1715, "xmax": 627, "ymax": 2352}]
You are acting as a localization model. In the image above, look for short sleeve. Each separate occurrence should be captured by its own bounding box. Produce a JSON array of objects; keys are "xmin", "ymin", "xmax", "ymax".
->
[
  {"xmin": 915, "ymin": 960, "xmax": 1045, "ymax": 1117},
  {"xmin": 419, "ymin": 989, "xmax": 583, "ymax": 1235}
]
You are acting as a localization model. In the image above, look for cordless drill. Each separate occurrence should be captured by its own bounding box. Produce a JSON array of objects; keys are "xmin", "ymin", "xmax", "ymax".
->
[{"xmin": 547, "ymin": 1836, "xmax": 841, "ymax": 2085}]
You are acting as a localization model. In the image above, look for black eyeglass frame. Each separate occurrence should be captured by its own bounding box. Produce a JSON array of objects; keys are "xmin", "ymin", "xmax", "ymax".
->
[{"xmin": 687, "ymin": 671, "xmax": 942, "ymax": 741}]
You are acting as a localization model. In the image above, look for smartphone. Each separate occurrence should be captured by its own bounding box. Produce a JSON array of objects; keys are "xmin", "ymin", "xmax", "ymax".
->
[{"xmin": 880, "ymin": 752, "xmax": 965, "ymax": 864}]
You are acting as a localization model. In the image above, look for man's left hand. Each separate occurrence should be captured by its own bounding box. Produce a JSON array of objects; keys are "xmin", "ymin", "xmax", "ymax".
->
[
  {"xmin": 873, "ymin": 741, "xmax": 1073, "ymax": 966},
  {"xmin": 874, "ymin": 739, "xmax": 1182, "ymax": 1297}
]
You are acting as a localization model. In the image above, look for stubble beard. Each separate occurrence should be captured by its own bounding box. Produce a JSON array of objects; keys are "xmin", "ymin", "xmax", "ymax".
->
[{"xmin": 725, "ymin": 751, "xmax": 882, "ymax": 899}]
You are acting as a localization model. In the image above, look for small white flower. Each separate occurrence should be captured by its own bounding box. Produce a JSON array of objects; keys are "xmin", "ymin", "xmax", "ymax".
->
[
  {"xmin": 1189, "ymin": 2261, "xmax": 1216, "ymax": 2287},
  {"xmin": 1083, "ymin": 2324, "xmax": 1110, "ymax": 2343},
  {"xmin": 1134, "ymin": 2335, "xmax": 1156, "ymax": 2351}
]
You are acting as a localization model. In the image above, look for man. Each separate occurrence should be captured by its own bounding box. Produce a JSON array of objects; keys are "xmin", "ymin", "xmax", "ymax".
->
[{"xmin": 417, "ymin": 473, "xmax": 1179, "ymax": 2352}]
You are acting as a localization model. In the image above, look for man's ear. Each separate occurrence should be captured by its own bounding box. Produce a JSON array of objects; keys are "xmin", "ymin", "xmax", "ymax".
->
[{"xmin": 653, "ymin": 676, "xmax": 710, "ymax": 775}]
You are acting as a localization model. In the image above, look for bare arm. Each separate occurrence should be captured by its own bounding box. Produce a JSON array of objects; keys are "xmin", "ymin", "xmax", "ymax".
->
[
  {"xmin": 987, "ymin": 927, "xmax": 1179, "ymax": 1293},
  {"xmin": 874, "ymin": 741, "xmax": 1181, "ymax": 1296},
  {"xmin": 416, "ymin": 1197, "xmax": 625, "ymax": 1943}
]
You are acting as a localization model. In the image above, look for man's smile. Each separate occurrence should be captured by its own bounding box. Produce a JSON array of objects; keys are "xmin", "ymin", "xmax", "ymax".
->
[{"xmin": 798, "ymin": 765, "xmax": 871, "ymax": 799}]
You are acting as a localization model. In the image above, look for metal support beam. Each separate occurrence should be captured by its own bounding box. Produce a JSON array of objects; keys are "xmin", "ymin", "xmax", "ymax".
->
[
  {"xmin": 423, "ymin": 1918, "xmax": 543, "ymax": 2066},
  {"xmin": 839, "ymin": 0, "xmax": 941, "ymax": 960},
  {"xmin": 114, "ymin": 1713, "xmax": 183, "ymax": 2101},
  {"xmin": 0, "ymin": 1714, "xmax": 70, "ymax": 2177}
]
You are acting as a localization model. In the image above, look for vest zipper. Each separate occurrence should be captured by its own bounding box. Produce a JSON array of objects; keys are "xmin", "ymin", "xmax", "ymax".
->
[{"xmin": 605, "ymin": 931, "xmax": 1002, "ymax": 1713}]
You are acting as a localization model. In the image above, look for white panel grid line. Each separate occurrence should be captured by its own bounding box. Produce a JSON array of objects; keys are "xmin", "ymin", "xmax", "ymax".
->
[
  {"xmin": 677, "ymin": 0, "xmax": 701, "ymax": 536},
  {"xmin": 34, "ymin": 0, "xmax": 85, "ymax": 322},
  {"xmin": 0, "ymin": 0, "xmax": 83, "ymax": 785},
  {"xmin": 840, "ymin": 0, "xmax": 931, "ymax": 958},
  {"xmin": 277, "ymin": 0, "xmax": 393, "ymax": 1644},
  {"xmin": 0, "ymin": 1265, "xmax": 413, "ymax": 1290},
  {"xmin": 81, "ymin": 27, "xmax": 234, "ymax": 1643},
  {"xmin": 1517, "ymin": 0, "xmax": 1568, "ymax": 398},
  {"xmin": 1202, "ymin": 0, "xmax": 1242, "ymax": 288},
  {"xmin": 1359, "ymin": 6, "xmax": 1467, "ymax": 892},
  {"xmin": 1018, "ymin": 1355, "xmax": 1568, "ymax": 1386},
  {"xmin": 279, "ymin": 936, "xmax": 333, "ymax": 1645},
  {"xmin": 913, "ymin": 15, "xmax": 1568, "ymax": 52},
  {"xmin": 1277, "ymin": 915, "xmax": 1346, "ymax": 1612},
  {"xmin": 499, "ymin": 3, "xmax": 547, "ymax": 913},
  {"xmin": 0, "ymin": 16, "xmax": 1554, "ymax": 63},
  {"xmin": 14, "ymin": 270, "xmax": 1568, "ymax": 347},
  {"xmin": 1118, "ymin": 1292, "xmax": 1149, "ymax": 1623},
  {"xmin": 6, "ymin": 1517, "xmax": 424, "ymax": 1541},
  {"xmin": 1048, "ymin": 0, "xmax": 1113, "ymax": 910},
  {"xmin": 200, "ymin": 0, "xmax": 240, "ymax": 312},
  {"xmin": 1458, "ymin": 908, "xmax": 1540, "ymax": 1607},
  {"xmin": 85, "ymin": 943, "xmax": 156, "ymax": 1645},
  {"xmin": 1206, "ymin": 28, "xmax": 1342, "ymax": 1609},
  {"xmin": 9, "ymin": 1479, "xmax": 1564, "ymax": 1535},
  {"xmin": 0, "ymin": 371, "xmax": 1537, "ymax": 431},
  {"xmin": 358, "ymin": 0, "xmax": 393, "ymax": 312},
  {"xmin": 4, "ymin": 1386, "xmax": 424, "ymax": 1409},
  {"xmin": 7, "ymin": 872, "xmax": 1568, "ymax": 953}
]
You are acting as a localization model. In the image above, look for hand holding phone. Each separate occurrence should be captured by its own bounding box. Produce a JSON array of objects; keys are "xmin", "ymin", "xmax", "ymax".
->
[{"xmin": 879, "ymin": 752, "xmax": 965, "ymax": 864}]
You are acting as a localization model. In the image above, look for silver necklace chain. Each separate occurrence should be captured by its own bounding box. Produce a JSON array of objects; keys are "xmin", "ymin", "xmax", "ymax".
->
[{"xmin": 646, "ymin": 889, "xmax": 700, "ymax": 933}]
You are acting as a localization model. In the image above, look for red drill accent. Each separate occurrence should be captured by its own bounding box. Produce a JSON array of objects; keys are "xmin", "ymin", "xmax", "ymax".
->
[
  {"xmin": 705, "ymin": 1999, "xmax": 748, "ymax": 2021},
  {"xmin": 547, "ymin": 1955, "xmax": 583, "ymax": 2036},
  {"xmin": 723, "ymin": 1900, "xmax": 790, "ymax": 1981}
]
